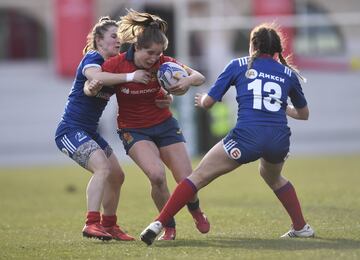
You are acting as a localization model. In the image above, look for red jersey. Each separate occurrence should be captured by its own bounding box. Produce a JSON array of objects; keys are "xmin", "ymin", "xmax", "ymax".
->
[{"xmin": 102, "ymin": 45, "xmax": 179, "ymax": 128}]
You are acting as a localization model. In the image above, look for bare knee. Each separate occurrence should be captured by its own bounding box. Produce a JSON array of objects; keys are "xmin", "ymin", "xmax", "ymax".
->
[
  {"xmin": 258, "ymin": 162, "xmax": 285, "ymax": 189},
  {"xmin": 109, "ymin": 168, "xmax": 125, "ymax": 187},
  {"xmin": 93, "ymin": 163, "xmax": 112, "ymax": 182},
  {"xmin": 148, "ymin": 172, "xmax": 167, "ymax": 189}
]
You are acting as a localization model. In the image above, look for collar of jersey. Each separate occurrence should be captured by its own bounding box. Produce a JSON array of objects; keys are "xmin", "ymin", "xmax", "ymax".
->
[{"xmin": 258, "ymin": 53, "xmax": 273, "ymax": 59}]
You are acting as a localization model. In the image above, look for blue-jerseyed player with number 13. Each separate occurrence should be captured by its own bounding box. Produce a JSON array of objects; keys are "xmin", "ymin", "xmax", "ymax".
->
[{"xmin": 140, "ymin": 23, "xmax": 315, "ymax": 246}]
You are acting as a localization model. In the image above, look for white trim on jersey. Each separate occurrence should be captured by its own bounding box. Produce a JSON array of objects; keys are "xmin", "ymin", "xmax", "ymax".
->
[
  {"xmin": 61, "ymin": 135, "xmax": 76, "ymax": 154},
  {"xmin": 82, "ymin": 64, "xmax": 102, "ymax": 75},
  {"xmin": 237, "ymin": 57, "xmax": 248, "ymax": 67},
  {"xmin": 284, "ymin": 67, "xmax": 292, "ymax": 77}
]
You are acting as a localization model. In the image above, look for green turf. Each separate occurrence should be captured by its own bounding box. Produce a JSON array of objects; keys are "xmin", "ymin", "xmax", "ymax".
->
[{"xmin": 1, "ymin": 155, "xmax": 359, "ymax": 259}]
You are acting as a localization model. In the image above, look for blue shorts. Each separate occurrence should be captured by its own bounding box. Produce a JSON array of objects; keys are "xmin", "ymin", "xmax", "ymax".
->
[
  {"xmin": 222, "ymin": 126, "xmax": 291, "ymax": 164},
  {"xmin": 55, "ymin": 126, "xmax": 112, "ymax": 168},
  {"xmin": 117, "ymin": 116, "xmax": 186, "ymax": 154}
]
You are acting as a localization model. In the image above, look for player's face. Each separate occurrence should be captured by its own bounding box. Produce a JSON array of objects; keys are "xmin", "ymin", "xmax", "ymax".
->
[
  {"xmin": 134, "ymin": 42, "xmax": 164, "ymax": 69},
  {"xmin": 97, "ymin": 26, "xmax": 120, "ymax": 58}
]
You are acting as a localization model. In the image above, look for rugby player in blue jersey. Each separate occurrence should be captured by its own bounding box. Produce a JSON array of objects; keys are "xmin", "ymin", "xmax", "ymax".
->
[
  {"xmin": 55, "ymin": 17, "xmax": 163, "ymax": 241},
  {"xmin": 140, "ymin": 23, "xmax": 315, "ymax": 245}
]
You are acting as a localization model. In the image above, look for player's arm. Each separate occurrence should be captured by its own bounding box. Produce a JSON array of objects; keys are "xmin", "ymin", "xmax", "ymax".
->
[
  {"xmin": 83, "ymin": 66, "xmax": 151, "ymax": 96},
  {"xmin": 286, "ymin": 105, "xmax": 309, "ymax": 120},
  {"xmin": 84, "ymin": 67, "xmax": 150, "ymax": 85},
  {"xmin": 184, "ymin": 66, "xmax": 206, "ymax": 86},
  {"xmin": 194, "ymin": 60, "xmax": 236, "ymax": 108},
  {"xmin": 170, "ymin": 66, "xmax": 205, "ymax": 96},
  {"xmin": 195, "ymin": 93, "xmax": 216, "ymax": 110},
  {"xmin": 84, "ymin": 79, "xmax": 103, "ymax": 96}
]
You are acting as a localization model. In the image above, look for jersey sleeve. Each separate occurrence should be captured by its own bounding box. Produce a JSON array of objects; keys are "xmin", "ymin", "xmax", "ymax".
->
[
  {"xmin": 288, "ymin": 74, "xmax": 307, "ymax": 108},
  {"xmin": 163, "ymin": 56, "xmax": 177, "ymax": 63},
  {"xmin": 81, "ymin": 51, "xmax": 103, "ymax": 76},
  {"xmin": 208, "ymin": 59, "xmax": 238, "ymax": 102},
  {"xmin": 162, "ymin": 56, "xmax": 187, "ymax": 68}
]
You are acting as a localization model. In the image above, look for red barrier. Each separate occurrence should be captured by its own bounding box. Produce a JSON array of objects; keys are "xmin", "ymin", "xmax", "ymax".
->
[
  {"xmin": 54, "ymin": 0, "xmax": 94, "ymax": 77},
  {"xmin": 251, "ymin": 0, "xmax": 294, "ymax": 57}
]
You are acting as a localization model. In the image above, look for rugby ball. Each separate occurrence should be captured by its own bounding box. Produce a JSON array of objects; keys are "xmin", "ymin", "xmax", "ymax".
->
[{"xmin": 157, "ymin": 62, "xmax": 188, "ymax": 92}]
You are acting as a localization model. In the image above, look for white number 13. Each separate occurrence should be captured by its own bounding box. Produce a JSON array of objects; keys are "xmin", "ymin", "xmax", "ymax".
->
[{"xmin": 248, "ymin": 79, "xmax": 282, "ymax": 112}]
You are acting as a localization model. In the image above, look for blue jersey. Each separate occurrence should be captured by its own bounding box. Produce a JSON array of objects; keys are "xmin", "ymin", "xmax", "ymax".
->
[
  {"xmin": 56, "ymin": 51, "xmax": 115, "ymax": 136},
  {"xmin": 208, "ymin": 56, "xmax": 307, "ymax": 127}
]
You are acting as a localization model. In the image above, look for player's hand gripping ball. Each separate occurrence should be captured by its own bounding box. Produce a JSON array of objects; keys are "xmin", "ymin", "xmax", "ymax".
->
[{"xmin": 157, "ymin": 62, "xmax": 188, "ymax": 92}]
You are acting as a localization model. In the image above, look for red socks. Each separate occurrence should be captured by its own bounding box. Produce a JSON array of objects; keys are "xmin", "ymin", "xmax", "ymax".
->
[
  {"xmin": 86, "ymin": 212, "xmax": 117, "ymax": 227},
  {"xmin": 274, "ymin": 181, "xmax": 306, "ymax": 230},
  {"xmin": 101, "ymin": 215, "xmax": 117, "ymax": 227},
  {"xmin": 156, "ymin": 178, "xmax": 197, "ymax": 225},
  {"xmin": 85, "ymin": 211, "xmax": 100, "ymax": 225}
]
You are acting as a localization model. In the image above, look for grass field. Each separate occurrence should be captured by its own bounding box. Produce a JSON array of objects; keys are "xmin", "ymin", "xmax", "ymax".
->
[{"xmin": 1, "ymin": 154, "xmax": 359, "ymax": 259}]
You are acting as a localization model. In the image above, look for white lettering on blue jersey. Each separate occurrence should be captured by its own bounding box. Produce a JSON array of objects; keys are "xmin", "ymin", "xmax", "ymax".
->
[{"xmin": 258, "ymin": 72, "xmax": 285, "ymax": 83}]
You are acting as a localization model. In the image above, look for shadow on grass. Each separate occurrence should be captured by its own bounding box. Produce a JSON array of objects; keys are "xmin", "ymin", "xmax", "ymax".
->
[{"xmin": 153, "ymin": 236, "xmax": 360, "ymax": 250}]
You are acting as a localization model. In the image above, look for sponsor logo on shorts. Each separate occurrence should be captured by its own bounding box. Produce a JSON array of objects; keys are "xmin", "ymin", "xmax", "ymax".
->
[
  {"xmin": 230, "ymin": 148, "xmax": 241, "ymax": 159},
  {"xmin": 122, "ymin": 132, "xmax": 134, "ymax": 144},
  {"xmin": 75, "ymin": 132, "xmax": 87, "ymax": 142},
  {"xmin": 176, "ymin": 129, "xmax": 182, "ymax": 135}
]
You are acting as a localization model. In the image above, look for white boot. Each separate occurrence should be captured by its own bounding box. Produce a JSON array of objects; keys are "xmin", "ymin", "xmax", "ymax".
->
[
  {"xmin": 281, "ymin": 224, "xmax": 315, "ymax": 238},
  {"xmin": 140, "ymin": 221, "xmax": 163, "ymax": 245}
]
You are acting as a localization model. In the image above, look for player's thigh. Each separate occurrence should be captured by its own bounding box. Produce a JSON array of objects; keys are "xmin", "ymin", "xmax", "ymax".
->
[
  {"xmin": 189, "ymin": 141, "xmax": 240, "ymax": 189},
  {"xmin": 87, "ymin": 148, "xmax": 111, "ymax": 173},
  {"xmin": 128, "ymin": 140, "xmax": 166, "ymax": 182},
  {"xmin": 159, "ymin": 142, "xmax": 192, "ymax": 183}
]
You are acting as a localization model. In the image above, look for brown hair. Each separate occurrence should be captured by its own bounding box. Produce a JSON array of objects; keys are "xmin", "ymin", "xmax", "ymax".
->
[
  {"xmin": 247, "ymin": 23, "xmax": 305, "ymax": 82},
  {"xmin": 118, "ymin": 9, "xmax": 168, "ymax": 50},
  {"xmin": 83, "ymin": 16, "xmax": 118, "ymax": 54}
]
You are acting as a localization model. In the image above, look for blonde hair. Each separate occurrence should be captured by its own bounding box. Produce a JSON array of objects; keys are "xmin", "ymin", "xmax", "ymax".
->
[
  {"xmin": 118, "ymin": 9, "xmax": 168, "ymax": 50},
  {"xmin": 83, "ymin": 16, "xmax": 118, "ymax": 54}
]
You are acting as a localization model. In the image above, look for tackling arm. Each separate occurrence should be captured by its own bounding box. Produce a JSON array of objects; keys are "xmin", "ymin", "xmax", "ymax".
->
[
  {"xmin": 195, "ymin": 93, "xmax": 216, "ymax": 110},
  {"xmin": 84, "ymin": 67, "xmax": 151, "ymax": 86}
]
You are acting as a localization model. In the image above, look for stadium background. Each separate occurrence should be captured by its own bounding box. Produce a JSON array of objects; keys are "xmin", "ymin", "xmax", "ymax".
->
[{"xmin": 0, "ymin": 0, "xmax": 359, "ymax": 167}]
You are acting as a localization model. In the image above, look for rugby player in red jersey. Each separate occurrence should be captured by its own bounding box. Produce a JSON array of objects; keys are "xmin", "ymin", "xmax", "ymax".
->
[{"xmin": 101, "ymin": 9, "xmax": 210, "ymax": 241}]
